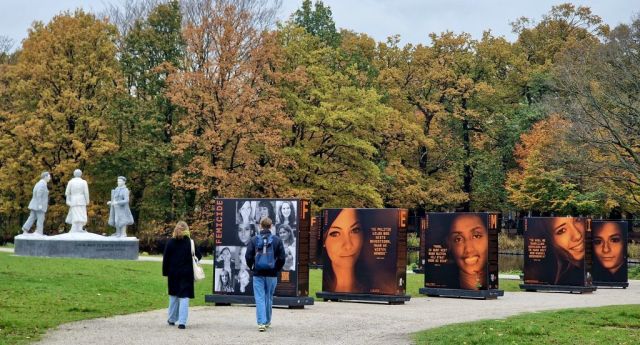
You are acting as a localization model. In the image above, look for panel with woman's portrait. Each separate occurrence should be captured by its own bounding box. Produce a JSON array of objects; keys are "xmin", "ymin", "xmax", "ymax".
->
[
  {"xmin": 423, "ymin": 213, "xmax": 500, "ymax": 291},
  {"xmin": 321, "ymin": 208, "xmax": 408, "ymax": 295},
  {"xmin": 213, "ymin": 198, "xmax": 311, "ymax": 297},
  {"xmin": 213, "ymin": 246, "xmax": 253, "ymax": 294},
  {"xmin": 523, "ymin": 217, "xmax": 592, "ymax": 286},
  {"xmin": 591, "ymin": 220, "xmax": 628, "ymax": 284}
]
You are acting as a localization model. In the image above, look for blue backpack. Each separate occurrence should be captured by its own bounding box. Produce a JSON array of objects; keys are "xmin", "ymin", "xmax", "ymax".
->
[{"xmin": 255, "ymin": 234, "xmax": 276, "ymax": 271}]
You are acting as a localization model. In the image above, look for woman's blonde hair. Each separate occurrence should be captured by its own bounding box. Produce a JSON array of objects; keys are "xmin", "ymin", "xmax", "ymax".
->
[{"xmin": 172, "ymin": 221, "xmax": 190, "ymax": 239}]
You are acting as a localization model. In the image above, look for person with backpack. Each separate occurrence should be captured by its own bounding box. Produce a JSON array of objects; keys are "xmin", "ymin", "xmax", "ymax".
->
[{"xmin": 245, "ymin": 217, "xmax": 286, "ymax": 332}]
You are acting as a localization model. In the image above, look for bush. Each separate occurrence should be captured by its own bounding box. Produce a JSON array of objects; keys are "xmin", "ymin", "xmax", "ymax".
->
[
  {"xmin": 407, "ymin": 232, "xmax": 419, "ymax": 248},
  {"xmin": 628, "ymin": 242, "xmax": 640, "ymax": 260},
  {"xmin": 498, "ymin": 233, "xmax": 524, "ymax": 253}
]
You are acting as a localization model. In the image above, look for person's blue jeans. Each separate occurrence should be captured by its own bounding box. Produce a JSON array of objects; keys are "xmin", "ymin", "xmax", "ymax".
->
[
  {"xmin": 253, "ymin": 276, "xmax": 277, "ymax": 325},
  {"xmin": 168, "ymin": 295, "xmax": 189, "ymax": 325}
]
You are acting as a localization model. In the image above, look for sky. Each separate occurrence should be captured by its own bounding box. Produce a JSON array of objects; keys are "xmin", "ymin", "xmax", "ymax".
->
[{"xmin": 1, "ymin": 0, "xmax": 638, "ymax": 50}]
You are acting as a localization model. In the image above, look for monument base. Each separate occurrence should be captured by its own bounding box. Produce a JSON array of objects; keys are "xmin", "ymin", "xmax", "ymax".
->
[
  {"xmin": 205, "ymin": 294, "xmax": 314, "ymax": 309},
  {"xmin": 419, "ymin": 287, "xmax": 504, "ymax": 300},
  {"xmin": 519, "ymin": 284, "xmax": 597, "ymax": 294},
  {"xmin": 315, "ymin": 291, "xmax": 410, "ymax": 304},
  {"xmin": 593, "ymin": 281, "xmax": 629, "ymax": 289},
  {"xmin": 14, "ymin": 233, "xmax": 139, "ymax": 260}
]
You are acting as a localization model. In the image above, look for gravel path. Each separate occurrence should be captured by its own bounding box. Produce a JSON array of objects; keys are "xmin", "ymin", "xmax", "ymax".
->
[{"xmin": 37, "ymin": 282, "xmax": 639, "ymax": 345}]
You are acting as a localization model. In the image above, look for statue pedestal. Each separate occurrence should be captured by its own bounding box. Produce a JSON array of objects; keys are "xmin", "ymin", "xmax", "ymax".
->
[{"xmin": 14, "ymin": 232, "xmax": 139, "ymax": 260}]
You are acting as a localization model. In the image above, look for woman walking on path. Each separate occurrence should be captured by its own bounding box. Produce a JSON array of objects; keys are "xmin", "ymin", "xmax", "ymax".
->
[
  {"xmin": 162, "ymin": 221, "xmax": 202, "ymax": 329},
  {"xmin": 245, "ymin": 217, "xmax": 286, "ymax": 332}
]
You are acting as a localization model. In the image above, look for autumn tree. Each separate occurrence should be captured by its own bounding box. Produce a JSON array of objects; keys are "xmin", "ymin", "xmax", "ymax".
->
[
  {"xmin": 511, "ymin": 3, "xmax": 607, "ymax": 105},
  {"xmin": 506, "ymin": 115, "xmax": 611, "ymax": 215},
  {"xmin": 376, "ymin": 30, "xmax": 531, "ymax": 211},
  {"xmin": 0, "ymin": 11, "xmax": 122, "ymax": 232},
  {"xmin": 550, "ymin": 18, "xmax": 640, "ymax": 213},
  {"xmin": 167, "ymin": 0, "xmax": 290, "ymax": 235}
]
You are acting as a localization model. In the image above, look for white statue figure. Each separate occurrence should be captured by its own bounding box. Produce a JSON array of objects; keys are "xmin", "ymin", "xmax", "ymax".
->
[
  {"xmin": 107, "ymin": 176, "xmax": 134, "ymax": 238},
  {"xmin": 65, "ymin": 169, "xmax": 90, "ymax": 233},
  {"xmin": 22, "ymin": 171, "xmax": 51, "ymax": 236}
]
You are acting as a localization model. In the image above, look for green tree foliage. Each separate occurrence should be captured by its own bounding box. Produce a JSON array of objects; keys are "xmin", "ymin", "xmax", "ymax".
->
[
  {"xmin": 292, "ymin": 0, "xmax": 341, "ymax": 47},
  {"xmin": 0, "ymin": 10, "xmax": 121, "ymax": 231},
  {"xmin": 277, "ymin": 25, "xmax": 388, "ymax": 207},
  {"xmin": 101, "ymin": 0, "xmax": 185, "ymax": 231}
]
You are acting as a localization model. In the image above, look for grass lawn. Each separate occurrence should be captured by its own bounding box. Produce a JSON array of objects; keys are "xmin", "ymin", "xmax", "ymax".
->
[
  {"xmin": 629, "ymin": 265, "xmax": 640, "ymax": 279},
  {"xmin": 0, "ymin": 251, "xmax": 635, "ymax": 345},
  {"xmin": 0, "ymin": 252, "xmax": 213, "ymax": 345},
  {"xmin": 413, "ymin": 304, "xmax": 640, "ymax": 345}
]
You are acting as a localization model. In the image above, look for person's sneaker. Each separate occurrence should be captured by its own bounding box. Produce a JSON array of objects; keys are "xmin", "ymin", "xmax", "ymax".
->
[
  {"xmin": 167, "ymin": 321, "xmax": 175, "ymax": 326},
  {"xmin": 178, "ymin": 324, "xmax": 186, "ymax": 329},
  {"xmin": 265, "ymin": 323, "xmax": 271, "ymax": 329},
  {"xmin": 258, "ymin": 324, "xmax": 266, "ymax": 332}
]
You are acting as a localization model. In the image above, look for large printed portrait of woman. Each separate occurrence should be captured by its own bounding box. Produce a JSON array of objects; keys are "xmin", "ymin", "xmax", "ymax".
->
[
  {"xmin": 214, "ymin": 245, "xmax": 253, "ymax": 295},
  {"xmin": 524, "ymin": 217, "xmax": 588, "ymax": 286},
  {"xmin": 322, "ymin": 208, "xmax": 401, "ymax": 295},
  {"xmin": 216, "ymin": 199, "xmax": 303, "ymax": 296},
  {"xmin": 591, "ymin": 221, "xmax": 627, "ymax": 283},
  {"xmin": 424, "ymin": 213, "xmax": 493, "ymax": 290}
]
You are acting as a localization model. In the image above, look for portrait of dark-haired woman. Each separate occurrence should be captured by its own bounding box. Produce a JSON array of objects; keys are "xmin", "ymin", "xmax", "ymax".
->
[
  {"xmin": 236, "ymin": 201, "xmax": 254, "ymax": 224},
  {"xmin": 445, "ymin": 214, "xmax": 489, "ymax": 290},
  {"xmin": 323, "ymin": 208, "xmax": 365, "ymax": 292},
  {"xmin": 277, "ymin": 224, "xmax": 297, "ymax": 271},
  {"xmin": 255, "ymin": 201, "xmax": 275, "ymax": 226},
  {"xmin": 592, "ymin": 221, "xmax": 626, "ymax": 282},
  {"xmin": 277, "ymin": 201, "xmax": 297, "ymax": 226}
]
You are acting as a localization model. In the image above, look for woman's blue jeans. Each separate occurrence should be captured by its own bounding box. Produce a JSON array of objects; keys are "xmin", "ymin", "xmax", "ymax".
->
[
  {"xmin": 168, "ymin": 295, "xmax": 189, "ymax": 325},
  {"xmin": 253, "ymin": 276, "xmax": 277, "ymax": 325}
]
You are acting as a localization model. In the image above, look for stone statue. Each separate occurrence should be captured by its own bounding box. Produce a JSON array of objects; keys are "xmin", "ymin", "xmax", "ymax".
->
[
  {"xmin": 65, "ymin": 169, "xmax": 89, "ymax": 233},
  {"xmin": 21, "ymin": 171, "xmax": 51, "ymax": 236},
  {"xmin": 107, "ymin": 176, "xmax": 134, "ymax": 238}
]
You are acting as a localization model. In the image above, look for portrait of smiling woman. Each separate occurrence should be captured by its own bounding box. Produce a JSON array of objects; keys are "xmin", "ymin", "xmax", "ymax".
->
[
  {"xmin": 546, "ymin": 217, "xmax": 587, "ymax": 285},
  {"xmin": 276, "ymin": 201, "xmax": 297, "ymax": 226},
  {"xmin": 446, "ymin": 214, "xmax": 489, "ymax": 290}
]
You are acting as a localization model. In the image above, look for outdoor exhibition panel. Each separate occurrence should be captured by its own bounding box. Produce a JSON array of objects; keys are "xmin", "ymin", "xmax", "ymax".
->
[
  {"xmin": 205, "ymin": 198, "xmax": 313, "ymax": 307},
  {"xmin": 316, "ymin": 208, "xmax": 410, "ymax": 304},
  {"xmin": 308, "ymin": 215, "xmax": 322, "ymax": 268},
  {"xmin": 591, "ymin": 220, "xmax": 629, "ymax": 288},
  {"xmin": 520, "ymin": 217, "xmax": 596, "ymax": 293},
  {"xmin": 419, "ymin": 212, "xmax": 503, "ymax": 299}
]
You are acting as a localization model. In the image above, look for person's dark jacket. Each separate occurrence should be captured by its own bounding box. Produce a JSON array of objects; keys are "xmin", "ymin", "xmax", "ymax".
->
[
  {"xmin": 162, "ymin": 236, "xmax": 202, "ymax": 298},
  {"xmin": 245, "ymin": 229, "xmax": 286, "ymax": 277}
]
